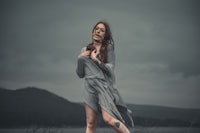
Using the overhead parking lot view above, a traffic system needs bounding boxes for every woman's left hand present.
[91,50,101,63]
[91,49,98,60]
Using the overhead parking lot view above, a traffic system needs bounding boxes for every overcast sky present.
[0,0,200,109]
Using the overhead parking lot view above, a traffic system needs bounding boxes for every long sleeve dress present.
[76,44,134,128]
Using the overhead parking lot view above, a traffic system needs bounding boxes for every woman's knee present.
[85,104,97,129]
[86,116,97,129]
[102,114,125,131]
[102,111,114,125]
[103,116,113,125]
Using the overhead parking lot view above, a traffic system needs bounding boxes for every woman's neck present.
[93,40,102,46]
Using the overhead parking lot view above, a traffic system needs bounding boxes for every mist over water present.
[1,127,200,133]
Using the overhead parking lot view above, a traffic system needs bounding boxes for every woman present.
[76,21,134,133]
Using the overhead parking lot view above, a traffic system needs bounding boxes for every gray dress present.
[76,44,134,127]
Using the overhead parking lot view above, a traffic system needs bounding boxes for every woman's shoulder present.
[80,46,87,52]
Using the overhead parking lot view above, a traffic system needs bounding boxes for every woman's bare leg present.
[101,109,130,133]
[85,104,98,133]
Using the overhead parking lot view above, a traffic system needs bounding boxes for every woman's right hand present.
[80,50,91,57]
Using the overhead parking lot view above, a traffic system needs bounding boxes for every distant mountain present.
[128,104,200,120]
[0,87,85,127]
[127,104,200,127]
[0,87,200,127]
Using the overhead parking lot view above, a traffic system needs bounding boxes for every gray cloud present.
[0,0,199,108]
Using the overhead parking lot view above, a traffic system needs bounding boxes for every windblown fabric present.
[76,44,134,127]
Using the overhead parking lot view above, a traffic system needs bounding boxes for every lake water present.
[0,127,200,133]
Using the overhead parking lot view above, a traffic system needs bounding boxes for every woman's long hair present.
[87,21,114,63]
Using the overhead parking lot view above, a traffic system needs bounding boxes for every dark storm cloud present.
[112,0,200,77]
[0,0,199,108]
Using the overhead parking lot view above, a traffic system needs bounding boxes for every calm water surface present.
[0,127,200,133]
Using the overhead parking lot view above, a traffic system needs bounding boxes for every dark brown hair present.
[87,21,114,63]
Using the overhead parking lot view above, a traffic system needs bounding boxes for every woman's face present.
[92,23,106,43]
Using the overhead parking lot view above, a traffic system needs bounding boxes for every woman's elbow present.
[76,69,85,78]
[76,56,87,78]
